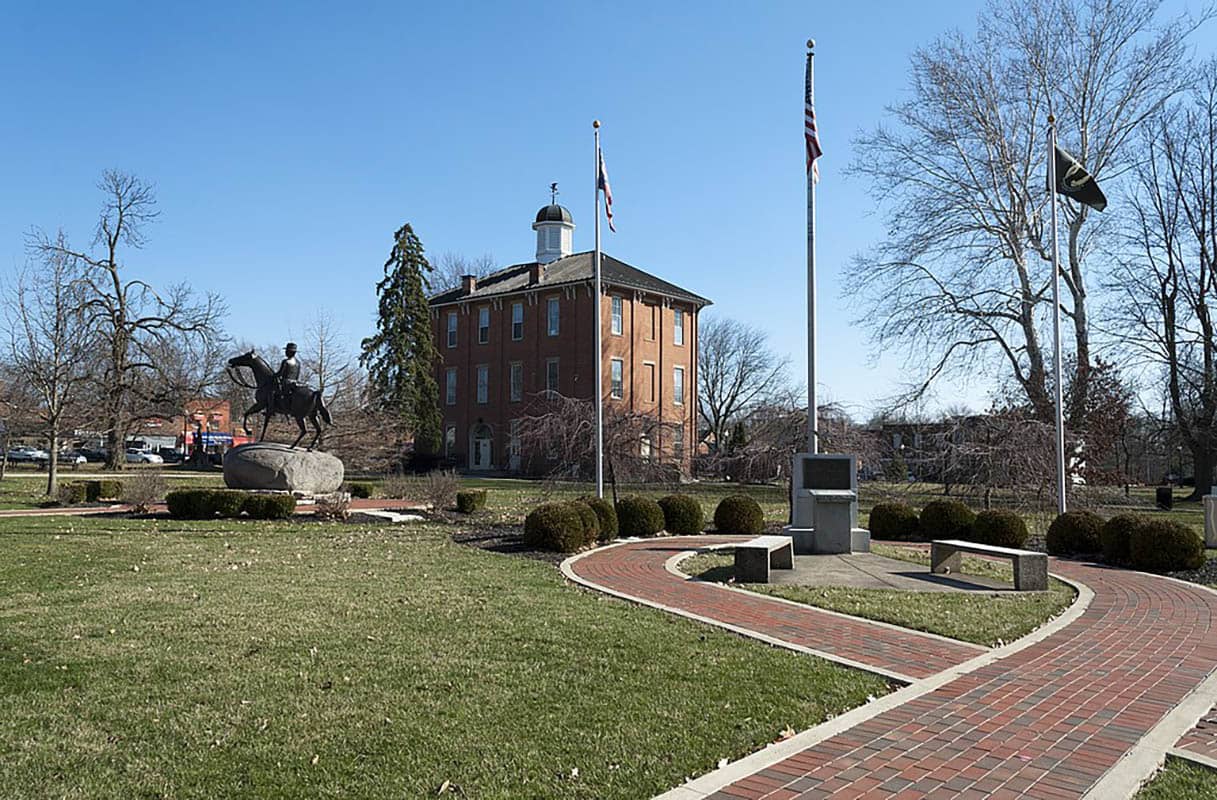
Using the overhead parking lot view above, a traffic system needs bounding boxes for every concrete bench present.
[734,535,794,583]
[930,539,1048,591]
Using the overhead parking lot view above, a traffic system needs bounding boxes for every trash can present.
[1156,486,1173,510]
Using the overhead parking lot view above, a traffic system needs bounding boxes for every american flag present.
[598,149,615,232]
[805,52,822,182]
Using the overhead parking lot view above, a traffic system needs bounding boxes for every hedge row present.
[524,497,618,553]
[166,489,296,520]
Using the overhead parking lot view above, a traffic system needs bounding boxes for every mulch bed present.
[449,523,568,565]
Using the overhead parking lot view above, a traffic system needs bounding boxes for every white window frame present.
[476,364,489,405]
[477,306,490,345]
[610,358,624,399]
[446,312,457,348]
[673,426,684,459]
[444,425,456,456]
[673,366,685,405]
[511,302,524,341]
[509,361,523,402]
[545,358,559,393]
[674,308,685,346]
[611,296,623,336]
[445,367,457,405]
[547,297,560,336]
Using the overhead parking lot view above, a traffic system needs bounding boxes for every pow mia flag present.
[1052,145,1107,212]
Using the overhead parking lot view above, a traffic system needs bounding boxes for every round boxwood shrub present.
[57,482,88,506]
[919,500,976,541]
[243,494,297,520]
[969,509,1029,548]
[1101,513,1142,565]
[166,489,212,519]
[868,501,920,541]
[578,496,618,541]
[1046,510,1104,555]
[524,502,589,553]
[347,482,374,499]
[566,501,600,543]
[658,494,705,535]
[616,496,666,538]
[713,494,765,535]
[1129,519,1205,573]
[455,489,488,514]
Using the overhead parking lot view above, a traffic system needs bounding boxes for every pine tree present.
[360,223,442,453]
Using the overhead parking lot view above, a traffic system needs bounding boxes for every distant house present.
[429,202,711,473]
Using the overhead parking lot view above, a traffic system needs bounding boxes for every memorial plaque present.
[801,455,853,491]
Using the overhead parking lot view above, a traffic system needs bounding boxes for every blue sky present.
[1,1,1212,419]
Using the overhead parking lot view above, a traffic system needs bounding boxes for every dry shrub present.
[314,492,351,521]
[425,470,460,512]
[122,470,167,514]
[380,472,419,500]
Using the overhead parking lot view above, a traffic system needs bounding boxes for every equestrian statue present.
[227,343,332,449]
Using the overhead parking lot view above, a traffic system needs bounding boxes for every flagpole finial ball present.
[807,39,815,50]
[593,119,601,129]
[1048,113,1055,124]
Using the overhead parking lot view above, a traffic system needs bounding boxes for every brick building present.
[429,202,711,474]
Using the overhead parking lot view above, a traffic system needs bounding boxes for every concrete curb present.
[1169,747,1217,772]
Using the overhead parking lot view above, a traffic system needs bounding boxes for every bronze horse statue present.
[226,350,332,449]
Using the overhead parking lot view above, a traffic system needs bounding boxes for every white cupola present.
[532,187,574,264]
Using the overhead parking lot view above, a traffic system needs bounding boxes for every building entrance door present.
[471,425,493,471]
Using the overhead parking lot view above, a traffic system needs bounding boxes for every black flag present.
[1052,145,1107,212]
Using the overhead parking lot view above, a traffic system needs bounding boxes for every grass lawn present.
[0,469,226,510]
[0,514,888,799]
[1137,757,1217,799]
[679,544,1076,647]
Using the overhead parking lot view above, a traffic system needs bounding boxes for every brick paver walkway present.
[568,539,1217,799]
[1177,704,1217,763]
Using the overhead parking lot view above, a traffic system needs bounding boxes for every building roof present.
[534,204,573,224]
[429,251,712,308]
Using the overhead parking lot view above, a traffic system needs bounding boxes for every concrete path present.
[564,538,1217,799]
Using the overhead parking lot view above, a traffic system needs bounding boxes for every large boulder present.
[223,442,343,494]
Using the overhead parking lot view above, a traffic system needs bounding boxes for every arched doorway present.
[470,423,493,471]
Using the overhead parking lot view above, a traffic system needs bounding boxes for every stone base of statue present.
[782,453,871,555]
[223,442,344,494]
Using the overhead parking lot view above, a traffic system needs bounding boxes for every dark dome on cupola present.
[535,204,573,224]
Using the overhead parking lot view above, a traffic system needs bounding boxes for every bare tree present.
[849,0,1204,424]
[430,252,497,294]
[1110,62,1217,497]
[697,316,791,454]
[1,234,93,495]
[35,171,226,469]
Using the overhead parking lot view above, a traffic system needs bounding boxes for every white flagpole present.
[806,41,818,454]
[1048,114,1067,515]
[594,120,605,499]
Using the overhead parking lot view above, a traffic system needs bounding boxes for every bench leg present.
[1013,556,1048,591]
[735,549,770,583]
[930,544,961,575]
[771,543,793,570]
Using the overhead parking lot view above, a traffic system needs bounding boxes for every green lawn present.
[0,515,888,799]
[1137,757,1217,799]
[680,544,1075,647]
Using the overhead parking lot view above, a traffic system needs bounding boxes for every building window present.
[546,358,559,393]
[444,425,456,456]
[547,297,560,336]
[644,362,655,403]
[673,427,684,460]
[476,365,489,404]
[511,302,524,341]
[509,362,523,402]
[445,368,456,405]
[640,434,653,461]
[674,308,685,345]
[610,358,624,399]
[508,420,520,464]
[478,307,490,344]
[673,366,685,405]
[611,296,623,335]
[446,312,457,348]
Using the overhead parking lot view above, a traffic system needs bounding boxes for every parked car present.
[156,447,184,464]
[78,448,108,463]
[6,446,49,464]
[125,449,164,464]
[59,451,88,465]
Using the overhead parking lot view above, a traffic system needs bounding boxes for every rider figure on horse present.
[276,342,300,413]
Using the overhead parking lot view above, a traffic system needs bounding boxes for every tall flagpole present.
[593,120,605,499]
[806,40,818,454]
[1048,114,1067,515]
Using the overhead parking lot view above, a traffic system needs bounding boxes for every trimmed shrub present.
[1046,510,1104,555]
[578,496,619,541]
[97,479,123,500]
[616,496,666,538]
[1129,519,1205,573]
[57,482,88,506]
[166,489,213,519]
[208,490,248,518]
[868,502,921,541]
[658,494,705,535]
[524,502,589,553]
[455,489,488,514]
[919,500,976,541]
[243,494,297,520]
[1101,513,1142,565]
[969,509,1029,548]
[347,482,375,499]
[713,494,765,535]
[567,501,600,543]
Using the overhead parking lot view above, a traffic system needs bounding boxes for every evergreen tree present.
[360,223,442,453]
[726,422,747,455]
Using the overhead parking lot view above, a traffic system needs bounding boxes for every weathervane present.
[550,182,559,204]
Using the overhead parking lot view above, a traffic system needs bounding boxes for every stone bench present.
[734,535,794,583]
[930,539,1048,591]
